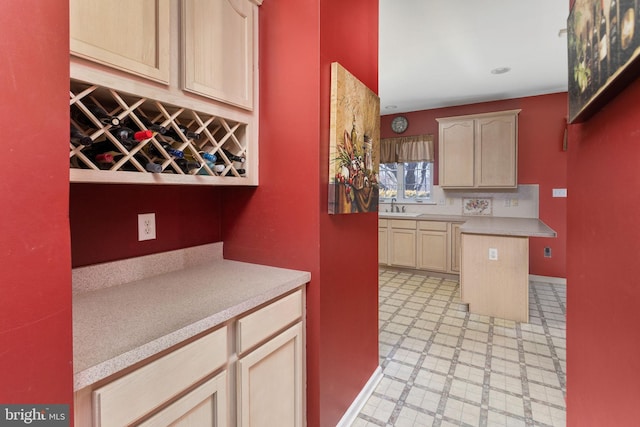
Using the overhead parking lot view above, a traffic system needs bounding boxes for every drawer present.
[237,289,302,353]
[390,219,417,229]
[93,326,227,427]
[379,218,388,227]
[418,221,448,231]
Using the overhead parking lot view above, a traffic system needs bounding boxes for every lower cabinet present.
[237,324,304,427]
[236,290,304,427]
[378,219,388,265]
[138,372,228,427]
[450,223,463,273]
[75,289,305,427]
[380,218,463,275]
[389,220,417,268]
[417,221,448,272]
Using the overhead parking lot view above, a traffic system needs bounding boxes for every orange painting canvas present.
[328,62,380,214]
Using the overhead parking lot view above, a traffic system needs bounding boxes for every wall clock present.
[391,116,408,134]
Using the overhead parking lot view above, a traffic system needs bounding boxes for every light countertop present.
[379,213,556,238]
[73,256,310,390]
[460,216,556,237]
[378,213,468,222]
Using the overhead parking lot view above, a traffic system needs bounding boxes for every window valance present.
[380,134,434,163]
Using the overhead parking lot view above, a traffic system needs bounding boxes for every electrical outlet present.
[512,198,519,207]
[552,188,567,198]
[488,248,498,261]
[544,247,552,258]
[138,213,156,241]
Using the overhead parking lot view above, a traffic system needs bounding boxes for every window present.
[379,161,433,202]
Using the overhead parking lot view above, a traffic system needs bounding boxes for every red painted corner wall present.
[70,184,222,267]
[566,77,640,426]
[0,1,73,405]
[222,1,379,426]
[381,93,568,278]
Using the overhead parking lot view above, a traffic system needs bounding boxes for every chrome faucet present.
[391,198,396,212]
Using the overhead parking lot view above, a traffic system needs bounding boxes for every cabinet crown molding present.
[436,109,521,123]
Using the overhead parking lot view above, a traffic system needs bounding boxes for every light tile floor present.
[352,269,566,427]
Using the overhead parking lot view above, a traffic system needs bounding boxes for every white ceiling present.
[379,0,570,114]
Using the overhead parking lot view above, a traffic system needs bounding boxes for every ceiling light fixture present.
[490,67,511,75]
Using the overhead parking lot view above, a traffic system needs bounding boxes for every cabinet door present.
[475,113,517,188]
[389,228,416,268]
[379,227,389,265]
[183,0,255,109]
[438,119,475,188]
[450,223,462,273]
[70,0,170,84]
[137,372,227,427]
[93,327,227,427]
[417,231,447,272]
[238,323,304,427]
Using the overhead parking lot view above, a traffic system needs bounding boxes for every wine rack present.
[69,80,249,185]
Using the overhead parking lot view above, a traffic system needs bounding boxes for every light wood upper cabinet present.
[183,0,255,110]
[437,110,520,189]
[438,119,475,188]
[475,113,518,188]
[70,0,171,84]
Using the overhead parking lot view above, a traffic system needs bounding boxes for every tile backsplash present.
[380,184,539,218]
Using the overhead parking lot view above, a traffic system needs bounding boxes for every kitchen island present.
[460,217,556,322]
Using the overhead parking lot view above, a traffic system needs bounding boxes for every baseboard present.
[336,366,383,427]
[529,274,567,285]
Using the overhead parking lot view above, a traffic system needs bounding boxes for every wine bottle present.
[70,125,93,146]
[147,142,184,159]
[220,148,245,163]
[164,124,200,142]
[110,127,152,151]
[175,158,201,173]
[135,115,167,134]
[591,3,601,89]
[115,127,153,142]
[199,152,216,162]
[225,169,246,177]
[583,23,592,97]
[73,103,120,127]
[184,151,216,163]
[610,0,620,70]
[619,0,636,63]
[135,153,163,173]
[599,1,609,86]
[197,160,217,175]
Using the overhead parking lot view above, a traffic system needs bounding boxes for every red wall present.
[0,1,73,406]
[381,93,568,278]
[70,184,222,267]
[566,78,640,426]
[222,0,379,426]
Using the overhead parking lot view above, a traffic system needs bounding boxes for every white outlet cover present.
[138,213,156,241]
[488,248,498,261]
[552,188,567,198]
